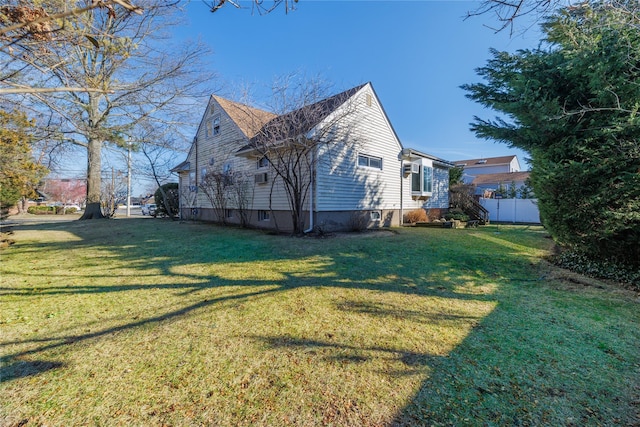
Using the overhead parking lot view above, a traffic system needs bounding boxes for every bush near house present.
[403,208,428,224]
[444,208,469,222]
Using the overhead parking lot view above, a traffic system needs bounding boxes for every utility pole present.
[126,141,132,217]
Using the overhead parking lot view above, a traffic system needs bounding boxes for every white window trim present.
[256,156,270,169]
[411,158,434,197]
[212,114,221,136]
[358,153,383,170]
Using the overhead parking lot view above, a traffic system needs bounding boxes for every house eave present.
[400,148,454,168]
[170,161,190,173]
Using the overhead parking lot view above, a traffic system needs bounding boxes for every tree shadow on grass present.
[1,360,64,383]
[6,219,611,423]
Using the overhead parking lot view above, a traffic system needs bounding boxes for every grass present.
[1,218,638,426]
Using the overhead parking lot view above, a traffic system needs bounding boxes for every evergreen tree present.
[462,1,640,267]
[0,110,48,216]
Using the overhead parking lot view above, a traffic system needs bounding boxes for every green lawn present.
[1,218,638,426]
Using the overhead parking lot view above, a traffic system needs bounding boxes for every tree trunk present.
[80,137,105,220]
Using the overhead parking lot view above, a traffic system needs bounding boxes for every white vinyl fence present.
[479,198,541,224]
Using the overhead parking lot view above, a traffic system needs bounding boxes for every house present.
[471,171,532,198]
[454,155,531,198]
[454,155,522,178]
[173,82,453,232]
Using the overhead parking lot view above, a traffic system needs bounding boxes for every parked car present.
[149,204,158,217]
[141,203,156,215]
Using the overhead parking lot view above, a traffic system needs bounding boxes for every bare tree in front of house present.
[239,76,363,234]
[139,136,185,221]
[229,171,253,227]
[199,169,234,225]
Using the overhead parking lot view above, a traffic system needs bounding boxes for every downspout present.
[304,147,315,233]
[400,160,404,226]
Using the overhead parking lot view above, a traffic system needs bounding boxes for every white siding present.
[183,98,256,210]
[315,85,402,212]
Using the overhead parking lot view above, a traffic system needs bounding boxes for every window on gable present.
[212,115,221,136]
[358,154,382,170]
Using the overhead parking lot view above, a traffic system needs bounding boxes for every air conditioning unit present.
[411,163,420,173]
[255,172,268,184]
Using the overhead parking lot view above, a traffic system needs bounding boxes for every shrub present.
[348,212,369,232]
[404,209,427,224]
[154,183,179,218]
[444,208,469,222]
[551,250,640,291]
[27,206,55,215]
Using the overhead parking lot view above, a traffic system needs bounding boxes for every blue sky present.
[179,0,542,168]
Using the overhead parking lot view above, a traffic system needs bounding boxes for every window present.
[223,162,234,185]
[258,210,270,221]
[223,161,233,174]
[257,156,269,169]
[212,115,221,136]
[370,211,381,221]
[201,167,207,179]
[422,165,433,193]
[189,171,197,192]
[225,209,233,218]
[358,154,382,170]
[411,159,433,196]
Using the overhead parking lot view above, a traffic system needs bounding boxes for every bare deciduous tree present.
[1,2,212,219]
[236,76,364,234]
[467,0,638,34]
[205,0,298,15]
[199,169,234,225]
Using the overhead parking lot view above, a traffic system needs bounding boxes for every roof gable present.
[454,155,517,167]
[212,96,276,139]
[241,83,367,151]
[472,171,530,185]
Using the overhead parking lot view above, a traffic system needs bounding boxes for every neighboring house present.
[454,155,521,184]
[453,155,531,198]
[471,171,532,198]
[173,82,453,232]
